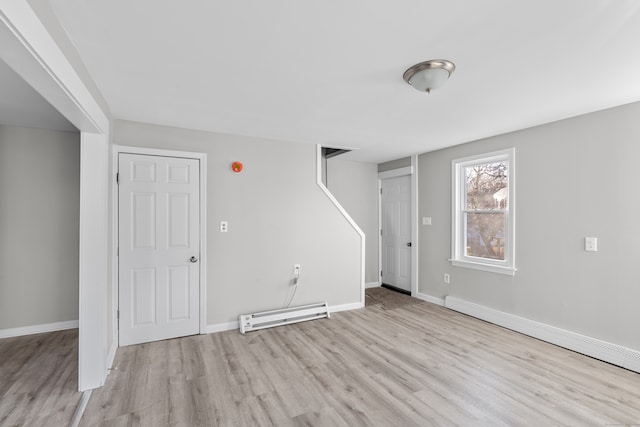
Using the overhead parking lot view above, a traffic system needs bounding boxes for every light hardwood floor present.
[0,329,81,427]
[80,288,640,426]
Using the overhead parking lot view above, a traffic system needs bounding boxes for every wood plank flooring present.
[0,329,81,427]
[80,288,640,426]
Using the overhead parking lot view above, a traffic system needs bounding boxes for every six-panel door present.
[118,153,200,346]
[381,175,411,292]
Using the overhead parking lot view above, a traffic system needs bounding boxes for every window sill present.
[449,259,517,276]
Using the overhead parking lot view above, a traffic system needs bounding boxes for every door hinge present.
[380,188,382,194]
[117,310,120,320]
[116,172,119,184]
[381,270,383,277]
[380,229,383,236]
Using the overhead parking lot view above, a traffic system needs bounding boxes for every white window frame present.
[450,148,516,276]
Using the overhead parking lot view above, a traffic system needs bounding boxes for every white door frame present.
[112,145,208,343]
[1,2,110,391]
[377,156,419,296]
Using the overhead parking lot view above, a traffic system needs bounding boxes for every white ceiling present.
[0,59,76,132]
[48,0,640,163]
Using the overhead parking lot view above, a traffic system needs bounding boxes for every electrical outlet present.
[422,217,432,226]
[585,237,597,252]
[444,274,450,284]
[294,264,300,275]
[220,221,228,232]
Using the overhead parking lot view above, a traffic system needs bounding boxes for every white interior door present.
[381,175,411,292]
[118,153,200,346]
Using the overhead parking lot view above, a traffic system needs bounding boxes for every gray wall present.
[114,120,362,325]
[418,101,640,351]
[327,157,379,283]
[0,125,80,329]
[378,157,411,173]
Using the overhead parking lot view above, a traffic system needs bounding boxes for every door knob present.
[189,256,198,263]
[406,242,412,247]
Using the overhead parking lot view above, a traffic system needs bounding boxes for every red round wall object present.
[231,161,243,173]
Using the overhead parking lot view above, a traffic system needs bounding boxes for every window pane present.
[465,212,505,260]
[465,161,508,210]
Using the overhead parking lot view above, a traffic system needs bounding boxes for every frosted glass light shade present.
[403,59,455,93]
[408,68,449,92]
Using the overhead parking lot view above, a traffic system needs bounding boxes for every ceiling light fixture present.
[403,59,455,93]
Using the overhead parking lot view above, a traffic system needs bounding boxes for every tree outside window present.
[464,161,507,260]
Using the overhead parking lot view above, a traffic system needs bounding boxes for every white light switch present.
[585,237,597,252]
[422,217,432,226]
[220,221,228,232]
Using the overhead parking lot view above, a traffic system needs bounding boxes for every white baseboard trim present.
[106,341,117,373]
[329,302,364,314]
[70,390,92,427]
[415,292,445,306]
[365,281,380,289]
[0,320,79,339]
[445,296,640,373]
[204,321,239,334]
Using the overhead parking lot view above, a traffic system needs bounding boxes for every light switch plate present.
[422,217,432,226]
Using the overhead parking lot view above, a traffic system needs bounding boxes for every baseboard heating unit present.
[239,302,330,334]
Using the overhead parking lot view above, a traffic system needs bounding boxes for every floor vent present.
[239,302,330,334]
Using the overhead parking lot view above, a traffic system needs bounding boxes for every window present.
[451,148,516,275]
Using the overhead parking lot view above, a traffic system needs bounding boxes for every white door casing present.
[118,153,200,346]
[381,175,411,291]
